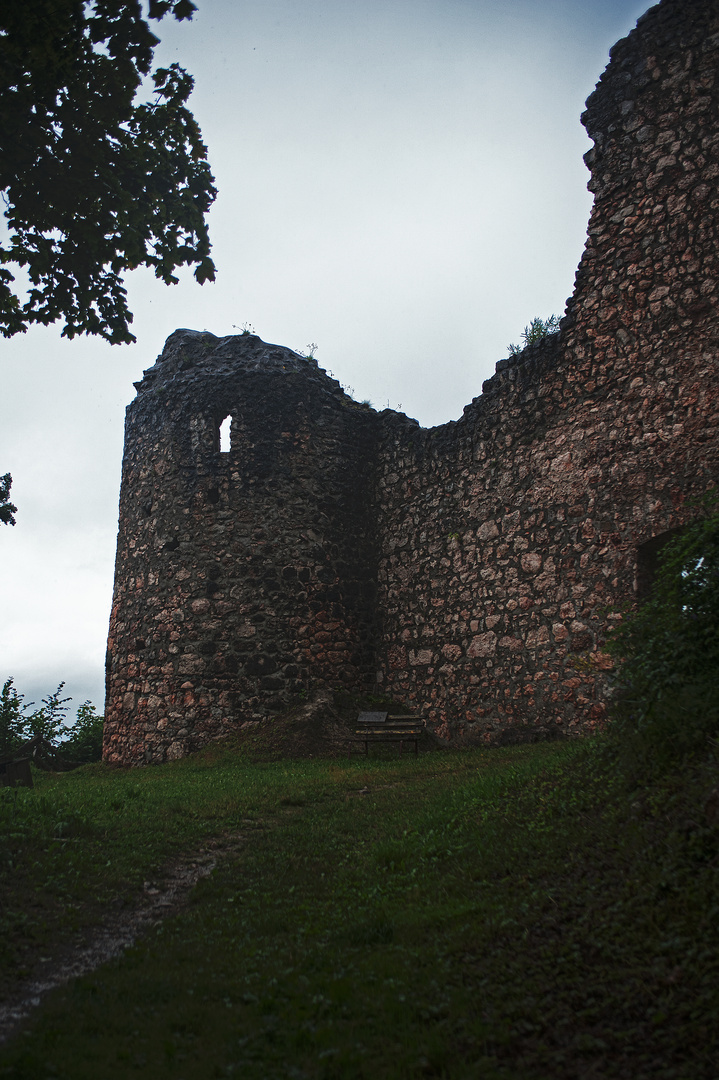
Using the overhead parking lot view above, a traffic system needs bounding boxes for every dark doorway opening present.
[636,528,683,599]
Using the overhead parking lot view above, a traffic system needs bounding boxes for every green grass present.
[1,736,718,1078]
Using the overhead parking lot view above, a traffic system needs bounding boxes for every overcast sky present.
[0,0,652,717]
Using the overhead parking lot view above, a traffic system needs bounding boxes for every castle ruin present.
[103,0,719,765]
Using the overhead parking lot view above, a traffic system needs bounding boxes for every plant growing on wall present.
[507,314,561,356]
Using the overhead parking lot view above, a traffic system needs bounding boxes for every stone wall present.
[374,0,719,739]
[104,0,719,763]
[104,335,381,764]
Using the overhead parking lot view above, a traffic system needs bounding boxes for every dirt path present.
[0,832,246,1045]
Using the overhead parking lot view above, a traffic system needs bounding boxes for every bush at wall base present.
[605,496,719,777]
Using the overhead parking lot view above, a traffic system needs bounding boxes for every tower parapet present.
[104,331,381,764]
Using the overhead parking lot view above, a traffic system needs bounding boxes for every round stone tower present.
[103,331,380,765]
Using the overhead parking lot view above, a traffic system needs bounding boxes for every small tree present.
[0,677,31,753]
[0,678,105,761]
[507,314,561,357]
[24,683,72,746]
[61,701,104,763]
[0,474,17,526]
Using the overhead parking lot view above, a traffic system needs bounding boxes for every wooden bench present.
[348,712,426,758]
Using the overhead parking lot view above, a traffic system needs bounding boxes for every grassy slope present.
[1,735,717,1079]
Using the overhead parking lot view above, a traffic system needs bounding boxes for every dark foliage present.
[605,495,719,776]
[23,682,72,745]
[0,0,216,344]
[0,473,17,526]
[0,678,30,753]
[0,678,103,761]
[60,701,104,762]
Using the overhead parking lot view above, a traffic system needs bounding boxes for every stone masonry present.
[104,0,719,764]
